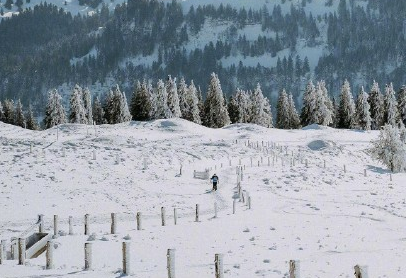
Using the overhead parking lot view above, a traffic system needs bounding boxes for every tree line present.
[1,73,405,133]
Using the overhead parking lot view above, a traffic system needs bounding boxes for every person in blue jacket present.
[211,174,219,191]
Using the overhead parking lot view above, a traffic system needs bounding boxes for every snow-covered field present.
[0,119,405,277]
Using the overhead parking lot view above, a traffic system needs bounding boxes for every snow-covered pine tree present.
[355,86,372,130]
[155,79,171,119]
[370,124,406,172]
[130,81,141,118]
[178,77,189,120]
[185,80,201,124]
[250,84,273,128]
[311,81,333,126]
[368,80,385,130]
[103,90,114,124]
[92,96,104,125]
[69,85,86,124]
[3,99,15,125]
[83,88,93,125]
[15,99,26,128]
[119,87,132,123]
[300,80,316,126]
[276,89,290,129]
[319,80,334,126]
[44,89,67,129]
[235,89,251,123]
[131,80,151,121]
[288,93,300,129]
[26,104,39,130]
[398,86,406,126]
[228,94,239,124]
[147,81,158,120]
[0,101,4,122]
[107,85,131,124]
[337,79,356,129]
[166,76,181,118]
[197,86,205,123]
[203,73,231,128]
[384,83,399,126]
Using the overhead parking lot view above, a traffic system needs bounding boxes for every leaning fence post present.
[46,241,54,269]
[53,215,58,238]
[122,241,130,275]
[84,242,92,270]
[18,238,26,265]
[354,264,368,278]
[84,214,90,235]
[214,254,224,278]
[289,260,300,278]
[167,249,175,278]
[214,202,218,218]
[0,240,5,264]
[137,212,142,230]
[111,213,117,234]
[195,204,200,222]
[161,207,166,226]
[69,216,73,235]
[38,214,44,233]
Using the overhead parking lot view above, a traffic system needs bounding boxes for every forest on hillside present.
[0,0,406,116]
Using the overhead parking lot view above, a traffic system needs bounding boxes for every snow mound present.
[223,123,269,133]
[307,140,331,151]
[302,124,328,130]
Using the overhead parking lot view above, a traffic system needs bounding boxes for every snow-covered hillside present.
[1,119,406,277]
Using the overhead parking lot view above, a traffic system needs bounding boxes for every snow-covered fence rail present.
[193,169,210,179]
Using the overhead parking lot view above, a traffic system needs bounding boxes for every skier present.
[210,173,219,191]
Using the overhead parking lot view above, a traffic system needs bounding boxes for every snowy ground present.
[0,119,405,277]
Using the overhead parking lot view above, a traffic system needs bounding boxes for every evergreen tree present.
[185,80,201,124]
[178,77,189,120]
[368,80,385,130]
[288,93,300,128]
[203,73,230,128]
[3,99,15,125]
[355,86,372,130]
[228,95,239,124]
[103,90,114,124]
[197,86,205,124]
[147,81,158,120]
[319,81,334,126]
[384,83,399,126]
[301,80,316,126]
[166,76,181,118]
[155,79,171,119]
[249,83,273,128]
[276,89,290,129]
[131,80,151,121]
[337,79,356,129]
[83,88,93,124]
[92,96,104,125]
[26,104,39,130]
[312,81,333,126]
[69,85,86,124]
[235,89,251,123]
[397,86,406,126]
[44,89,67,129]
[15,99,26,128]
[105,85,131,124]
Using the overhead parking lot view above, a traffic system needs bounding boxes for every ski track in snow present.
[1,120,406,277]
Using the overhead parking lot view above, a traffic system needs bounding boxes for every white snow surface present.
[0,119,405,277]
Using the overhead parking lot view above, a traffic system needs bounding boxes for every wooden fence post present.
[62,148,66,157]
[116,154,120,164]
[161,207,166,226]
[248,196,252,209]
[344,164,346,173]
[268,157,270,166]
[324,160,326,168]
[111,213,117,234]
[18,238,26,265]
[69,216,73,235]
[38,214,44,233]
[305,159,308,167]
[250,157,253,167]
[53,215,58,238]
[46,241,54,269]
[214,254,224,278]
[167,249,175,278]
[122,241,130,275]
[195,204,200,222]
[289,260,300,278]
[0,240,5,264]
[30,143,33,153]
[11,237,18,260]
[364,169,367,177]
[173,208,177,225]
[233,199,236,214]
[84,243,92,270]
[354,265,368,278]
[390,173,392,181]
[137,212,142,230]
[214,202,218,218]
[84,214,90,235]
[92,150,96,160]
